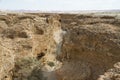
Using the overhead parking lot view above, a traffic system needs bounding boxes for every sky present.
[0,0,120,11]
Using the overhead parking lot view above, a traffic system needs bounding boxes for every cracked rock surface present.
[0,12,120,80]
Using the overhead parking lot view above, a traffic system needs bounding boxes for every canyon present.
[0,12,120,80]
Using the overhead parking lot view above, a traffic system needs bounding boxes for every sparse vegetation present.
[47,61,55,67]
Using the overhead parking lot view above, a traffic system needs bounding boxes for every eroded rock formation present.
[0,12,120,80]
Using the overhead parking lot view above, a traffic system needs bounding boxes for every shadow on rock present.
[27,67,47,80]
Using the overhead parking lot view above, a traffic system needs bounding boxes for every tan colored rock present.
[97,62,120,80]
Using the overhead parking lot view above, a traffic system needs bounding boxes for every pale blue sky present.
[0,0,120,11]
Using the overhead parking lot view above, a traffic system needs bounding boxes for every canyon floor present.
[0,11,120,80]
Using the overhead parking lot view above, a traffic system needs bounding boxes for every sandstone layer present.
[0,12,120,80]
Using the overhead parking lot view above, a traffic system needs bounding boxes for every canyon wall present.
[0,12,120,80]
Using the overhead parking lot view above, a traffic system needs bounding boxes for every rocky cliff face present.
[0,12,120,80]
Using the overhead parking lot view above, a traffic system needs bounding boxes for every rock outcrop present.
[98,62,120,80]
[0,12,120,80]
